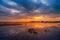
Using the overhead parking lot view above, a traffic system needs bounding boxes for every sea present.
[0,23,60,40]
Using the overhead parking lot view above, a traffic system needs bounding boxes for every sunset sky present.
[0,0,60,22]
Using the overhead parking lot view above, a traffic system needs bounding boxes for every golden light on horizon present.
[0,16,60,22]
[33,16,44,21]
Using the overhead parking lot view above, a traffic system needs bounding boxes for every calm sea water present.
[0,23,60,40]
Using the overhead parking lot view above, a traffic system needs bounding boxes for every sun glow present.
[33,16,44,21]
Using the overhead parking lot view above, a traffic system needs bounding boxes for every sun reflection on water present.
[21,23,60,28]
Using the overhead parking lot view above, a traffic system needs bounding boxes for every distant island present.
[30,21,60,23]
[0,21,60,26]
[0,21,60,23]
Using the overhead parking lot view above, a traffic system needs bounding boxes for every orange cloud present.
[0,16,60,22]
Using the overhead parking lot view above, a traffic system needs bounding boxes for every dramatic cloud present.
[0,0,60,20]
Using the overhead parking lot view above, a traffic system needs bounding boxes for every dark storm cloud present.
[45,0,60,14]
[12,0,42,10]
[12,0,60,13]
[0,0,60,17]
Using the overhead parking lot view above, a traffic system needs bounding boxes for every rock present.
[28,28,37,34]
